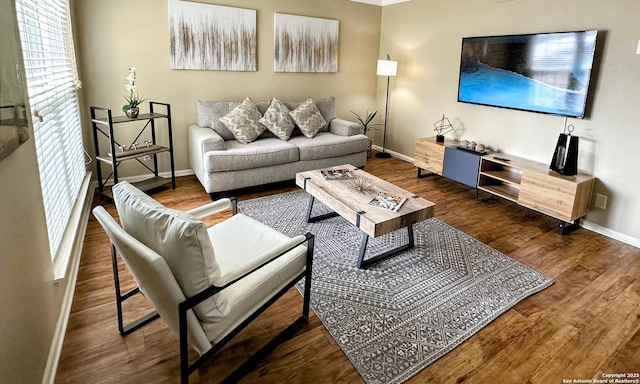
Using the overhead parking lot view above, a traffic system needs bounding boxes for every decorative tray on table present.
[456,145,489,155]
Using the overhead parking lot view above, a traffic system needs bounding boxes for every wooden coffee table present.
[295,164,435,269]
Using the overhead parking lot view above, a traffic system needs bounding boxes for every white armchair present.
[92,181,314,383]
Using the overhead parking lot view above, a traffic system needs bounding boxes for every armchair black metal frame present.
[106,198,315,384]
[179,232,314,384]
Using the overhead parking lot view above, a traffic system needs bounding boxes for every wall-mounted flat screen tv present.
[457,30,598,118]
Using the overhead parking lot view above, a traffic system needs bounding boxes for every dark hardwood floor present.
[55,155,640,383]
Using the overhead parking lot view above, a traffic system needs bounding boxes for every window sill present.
[53,172,93,283]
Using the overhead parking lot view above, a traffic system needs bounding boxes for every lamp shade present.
[377,59,397,77]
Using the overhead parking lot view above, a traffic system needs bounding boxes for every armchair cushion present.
[112,181,227,321]
[202,213,307,340]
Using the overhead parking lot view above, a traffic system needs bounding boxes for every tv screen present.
[457,30,598,118]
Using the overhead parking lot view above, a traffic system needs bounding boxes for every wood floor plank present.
[600,323,640,374]
[530,279,640,384]
[406,309,534,384]
[464,315,579,384]
[55,154,640,383]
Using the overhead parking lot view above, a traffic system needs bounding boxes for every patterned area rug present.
[238,190,553,384]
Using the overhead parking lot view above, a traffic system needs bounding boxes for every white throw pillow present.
[112,181,229,321]
[258,98,296,141]
[289,98,326,138]
[219,97,265,144]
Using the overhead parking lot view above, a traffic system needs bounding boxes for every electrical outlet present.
[594,193,608,210]
[143,155,152,161]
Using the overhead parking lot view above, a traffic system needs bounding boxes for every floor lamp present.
[375,54,397,158]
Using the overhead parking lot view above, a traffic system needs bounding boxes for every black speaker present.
[550,133,579,176]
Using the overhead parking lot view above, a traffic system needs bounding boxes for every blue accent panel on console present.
[442,147,482,187]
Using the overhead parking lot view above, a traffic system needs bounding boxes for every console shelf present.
[478,157,523,202]
[478,180,520,203]
[480,169,521,185]
[477,153,596,234]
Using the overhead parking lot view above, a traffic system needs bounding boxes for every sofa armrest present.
[329,118,361,136]
[189,125,225,153]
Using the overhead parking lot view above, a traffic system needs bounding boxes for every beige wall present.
[0,2,69,383]
[0,0,24,109]
[72,0,382,179]
[379,0,640,240]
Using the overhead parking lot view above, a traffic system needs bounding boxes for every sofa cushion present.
[111,181,227,322]
[288,132,369,161]
[289,98,326,138]
[219,97,266,144]
[204,137,299,172]
[259,98,296,141]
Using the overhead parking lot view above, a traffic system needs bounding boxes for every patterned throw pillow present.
[259,98,296,141]
[289,98,326,138]
[219,97,265,144]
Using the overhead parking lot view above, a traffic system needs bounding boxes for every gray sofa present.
[189,97,368,196]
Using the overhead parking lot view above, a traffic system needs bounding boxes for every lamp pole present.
[376,74,392,158]
[375,54,396,159]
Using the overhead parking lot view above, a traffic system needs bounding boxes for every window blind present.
[15,0,86,261]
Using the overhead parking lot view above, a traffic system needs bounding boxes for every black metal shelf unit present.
[91,102,176,200]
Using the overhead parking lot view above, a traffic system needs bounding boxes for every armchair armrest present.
[185,197,237,219]
[330,118,361,136]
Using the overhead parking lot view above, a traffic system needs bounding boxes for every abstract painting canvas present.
[168,0,256,71]
[274,13,339,73]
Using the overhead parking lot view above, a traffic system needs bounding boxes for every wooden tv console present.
[477,153,595,234]
[414,137,596,234]
[413,136,458,176]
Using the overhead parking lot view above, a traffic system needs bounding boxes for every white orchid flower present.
[122,67,146,113]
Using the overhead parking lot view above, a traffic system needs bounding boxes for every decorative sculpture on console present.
[433,114,453,142]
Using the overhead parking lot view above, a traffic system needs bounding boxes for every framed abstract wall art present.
[274,13,339,73]
[168,0,256,71]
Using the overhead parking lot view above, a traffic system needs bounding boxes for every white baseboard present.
[581,220,640,248]
[371,144,415,163]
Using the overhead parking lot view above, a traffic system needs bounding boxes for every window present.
[15,0,87,266]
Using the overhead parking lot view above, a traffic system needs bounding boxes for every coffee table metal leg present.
[306,195,339,223]
[356,224,415,269]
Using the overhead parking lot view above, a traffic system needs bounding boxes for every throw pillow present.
[289,98,326,138]
[195,100,239,141]
[219,97,265,144]
[259,98,296,140]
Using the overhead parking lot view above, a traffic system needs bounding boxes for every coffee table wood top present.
[295,164,435,238]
